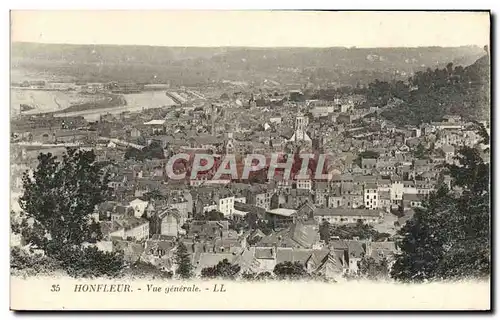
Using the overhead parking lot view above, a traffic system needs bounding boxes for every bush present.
[55,246,125,278]
[10,247,62,276]
[201,259,241,280]
[273,262,309,280]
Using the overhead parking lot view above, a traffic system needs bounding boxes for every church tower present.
[294,114,308,141]
[224,132,235,154]
[288,112,312,144]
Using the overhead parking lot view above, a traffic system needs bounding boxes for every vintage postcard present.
[10,10,491,310]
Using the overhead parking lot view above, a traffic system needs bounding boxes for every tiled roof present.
[194,253,237,273]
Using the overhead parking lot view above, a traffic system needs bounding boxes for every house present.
[257,221,319,249]
[194,253,237,275]
[129,127,142,138]
[151,208,181,237]
[390,180,404,204]
[122,217,150,240]
[276,247,343,280]
[103,214,150,241]
[232,247,262,274]
[403,180,417,195]
[216,189,236,217]
[269,117,282,124]
[129,198,149,218]
[108,175,127,189]
[167,195,190,224]
[254,247,278,272]
[246,184,273,211]
[314,208,383,225]
[363,183,379,210]
[287,189,314,209]
[314,181,330,207]
[295,200,316,222]
[296,178,312,190]
[144,119,167,135]
[402,193,425,209]
[361,158,377,175]
[134,179,164,197]
[100,220,125,240]
[415,180,435,195]
[211,235,243,254]
[265,208,296,229]
[328,240,365,274]
[339,183,364,208]
[442,115,462,123]
[234,202,267,220]
[112,240,145,263]
[142,239,176,271]
[328,195,343,208]
[366,241,399,265]
[189,220,229,239]
[441,144,456,164]
[378,191,391,211]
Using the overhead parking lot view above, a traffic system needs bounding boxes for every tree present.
[319,220,330,243]
[273,261,309,280]
[124,260,173,279]
[356,150,379,167]
[124,147,141,160]
[255,271,274,281]
[358,257,389,280]
[437,146,490,279]
[241,272,256,281]
[377,55,489,126]
[59,246,124,278]
[206,210,224,221]
[413,143,427,159]
[19,148,110,253]
[124,141,165,161]
[329,220,388,241]
[16,148,123,277]
[391,142,490,282]
[245,211,258,229]
[141,190,166,201]
[175,242,193,279]
[241,271,274,281]
[201,259,241,279]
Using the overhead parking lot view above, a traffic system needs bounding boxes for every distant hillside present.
[378,53,490,125]
[11,42,486,86]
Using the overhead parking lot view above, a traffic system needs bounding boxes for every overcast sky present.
[11,11,490,48]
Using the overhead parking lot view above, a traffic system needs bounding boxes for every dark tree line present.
[376,57,489,126]
[391,137,490,282]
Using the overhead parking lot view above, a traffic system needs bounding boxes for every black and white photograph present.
[9,10,491,310]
